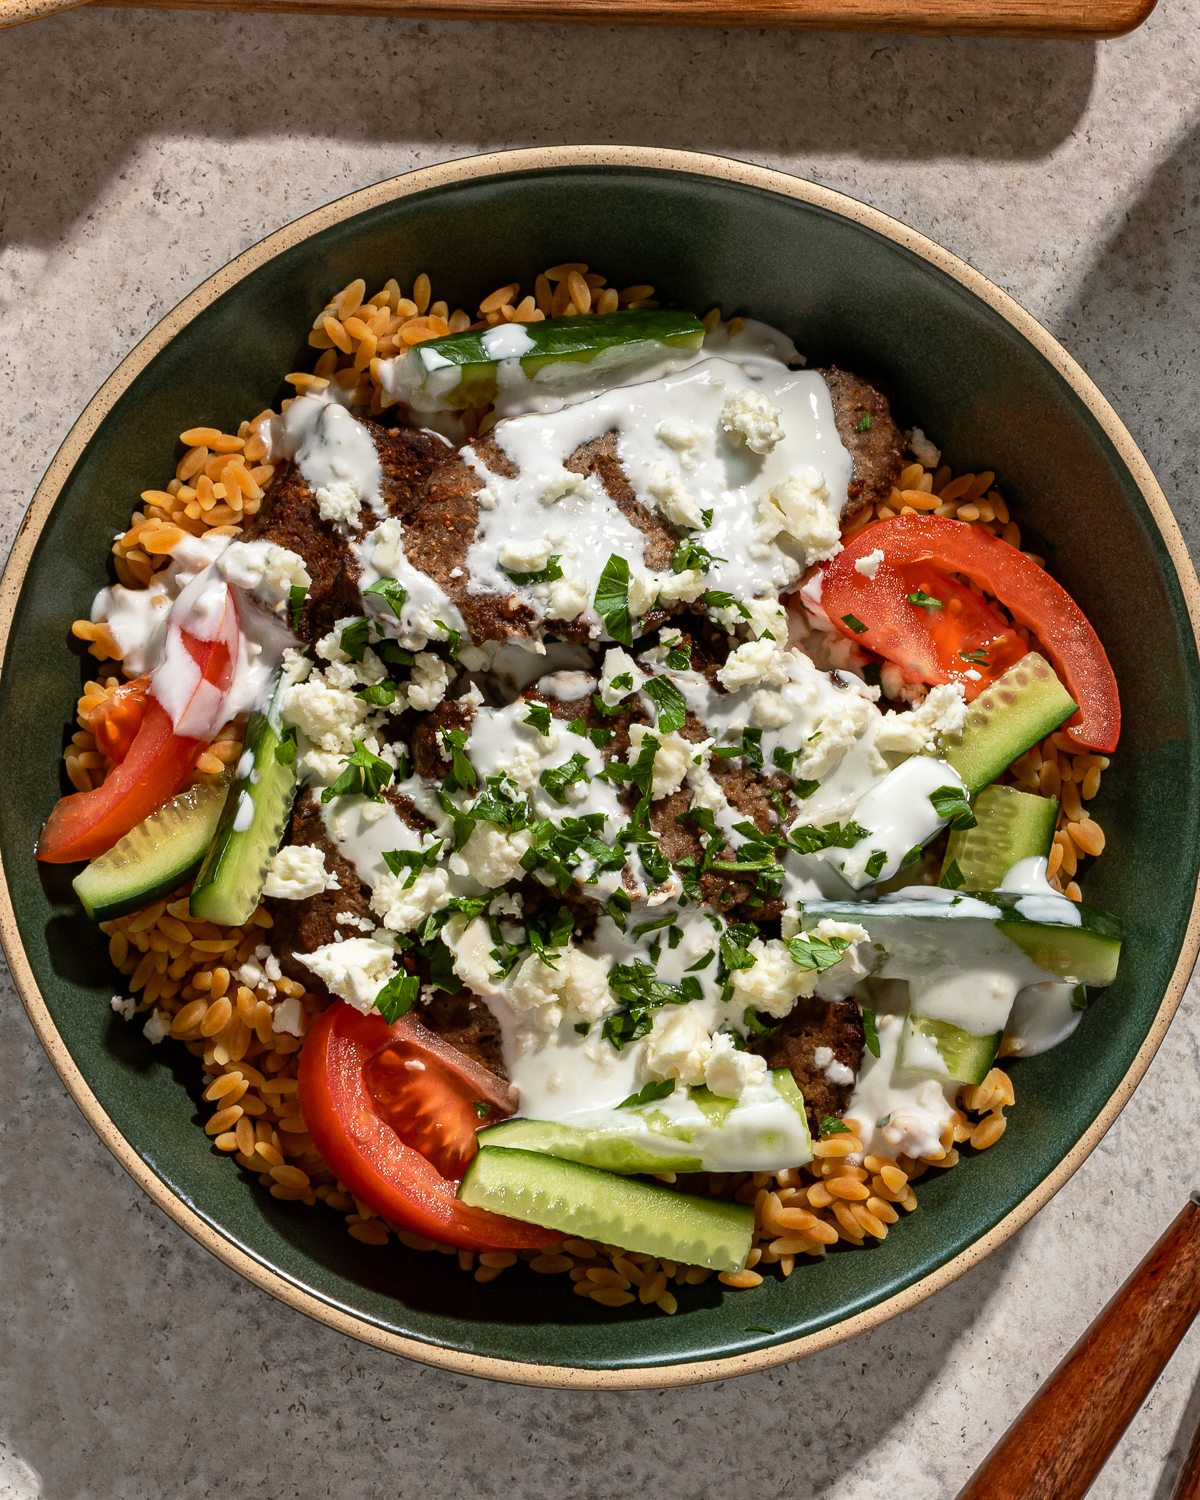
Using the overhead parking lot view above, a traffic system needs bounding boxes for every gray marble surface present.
[2,4,1200,1494]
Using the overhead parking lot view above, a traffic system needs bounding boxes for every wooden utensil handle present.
[957,1194,1200,1500]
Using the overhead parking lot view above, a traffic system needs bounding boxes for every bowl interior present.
[3,160,1198,1376]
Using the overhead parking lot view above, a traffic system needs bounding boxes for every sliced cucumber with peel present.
[804,890,1120,1085]
[939,653,1076,795]
[385,309,706,412]
[190,671,298,925]
[458,1147,754,1273]
[477,1070,812,1175]
[900,1015,1002,1087]
[72,776,229,921]
[802,891,1121,988]
[942,784,1059,892]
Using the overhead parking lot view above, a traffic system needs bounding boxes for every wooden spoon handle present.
[1169,1387,1200,1500]
[957,1194,1200,1500]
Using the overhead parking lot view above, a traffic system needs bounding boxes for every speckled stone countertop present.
[2,7,1200,1495]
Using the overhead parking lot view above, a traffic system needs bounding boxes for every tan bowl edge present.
[2,145,1198,1391]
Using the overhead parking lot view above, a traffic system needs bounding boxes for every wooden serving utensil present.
[0,0,90,29]
[957,1192,1200,1500]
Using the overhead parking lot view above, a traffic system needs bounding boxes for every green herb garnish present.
[362,577,408,619]
[642,676,688,734]
[524,703,552,736]
[440,728,477,791]
[820,1116,850,1135]
[321,739,394,803]
[504,555,564,586]
[841,614,869,635]
[595,554,633,647]
[288,584,307,632]
[617,1078,676,1109]
[907,589,943,611]
[929,785,977,831]
[374,971,419,1024]
[939,859,965,890]
[539,753,591,804]
[862,1008,881,1058]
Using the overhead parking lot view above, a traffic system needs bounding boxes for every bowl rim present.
[3,143,1198,1390]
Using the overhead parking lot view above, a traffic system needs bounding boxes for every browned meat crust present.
[265,790,376,985]
[566,430,679,573]
[389,439,539,646]
[749,997,865,1134]
[411,989,507,1076]
[409,697,477,780]
[247,463,363,645]
[819,368,904,519]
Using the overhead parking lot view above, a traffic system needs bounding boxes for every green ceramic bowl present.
[3,147,1198,1389]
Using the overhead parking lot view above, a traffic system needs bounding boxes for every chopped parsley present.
[538,753,591,804]
[339,617,372,662]
[671,537,725,574]
[595,553,634,647]
[959,648,989,665]
[864,849,887,880]
[440,728,477,791]
[567,715,589,738]
[841,613,868,635]
[374,971,420,1024]
[382,839,444,889]
[274,728,298,766]
[618,1078,676,1109]
[862,1007,881,1058]
[288,584,307,632]
[665,638,692,670]
[602,962,692,1050]
[743,1008,780,1039]
[611,672,634,691]
[434,620,461,659]
[1072,983,1089,1012]
[713,727,763,767]
[929,784,977,831]
[504,555,564,586]
[472,1100,492,1120]
[321,739,394,803]
[854,413,872,432]
[820,1116,850,1135]
[939,858,966,890]
[362,577,408,620]
[685,950,716,971]
[786,819,870,855]
[524,702,552,736]
[642,676,688,734]
[374,640,416,671]
[899,844,923,871]
[704,589,753,625]
[357,680,396,707]
[590,726,613,748]
[525,905,574,969]
[907,589,943,611]
[467,773,530,830]
[785,932,851,974]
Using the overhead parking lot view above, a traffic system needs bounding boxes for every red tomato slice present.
[298,1003,558,1251]
[819,517,1120,752]
[38,588,239,863]
[82,674,150,763]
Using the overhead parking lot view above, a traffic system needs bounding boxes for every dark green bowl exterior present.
[3,163,1198,1374]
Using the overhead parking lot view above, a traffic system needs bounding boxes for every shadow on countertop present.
[1054,119,1200,560]
[0,8,1095,258]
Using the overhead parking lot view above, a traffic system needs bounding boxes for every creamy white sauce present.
[102,314,1104,1177]
[460,354,851,642]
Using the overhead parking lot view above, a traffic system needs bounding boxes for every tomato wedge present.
[38,586,239,863]
[298,1003,558,1251]
[819,517,1120,752]
[81,674,150,763]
